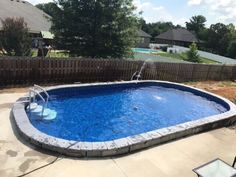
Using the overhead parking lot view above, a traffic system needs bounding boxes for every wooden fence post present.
[233,65,236,81]
[175,63,180,82]
[206,65,211,81]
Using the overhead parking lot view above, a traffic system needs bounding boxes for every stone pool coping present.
[12,80,236,157]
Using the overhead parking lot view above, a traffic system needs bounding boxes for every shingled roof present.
[155,28,198,42]
[138,29,151,38]
[0,0,52,34]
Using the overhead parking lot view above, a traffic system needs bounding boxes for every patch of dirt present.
[186,81,236,103]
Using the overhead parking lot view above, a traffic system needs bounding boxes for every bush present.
[186,42,200,63]
[1,17,31,56]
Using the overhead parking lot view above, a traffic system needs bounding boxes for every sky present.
[28,0,236,26]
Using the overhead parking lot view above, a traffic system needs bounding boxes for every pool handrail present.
[34,84,49,103]
[29,88,46,116]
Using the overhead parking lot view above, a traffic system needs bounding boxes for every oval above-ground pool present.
[12,81,236,157]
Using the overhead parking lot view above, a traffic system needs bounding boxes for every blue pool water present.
[133,48,161,54]
[28,83,228,142]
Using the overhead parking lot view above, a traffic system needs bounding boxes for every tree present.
[186,42,200,63]
[227,40,236,59]
[186,15,207,40]
[52,0,139,58]
[140,20,174,40]
[35,2,60,18]
[227,23,236,37]
[206,23,232,55]
[1,18,31,56]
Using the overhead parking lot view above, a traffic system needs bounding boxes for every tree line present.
[0,1,235,59]
[140,15,236,59]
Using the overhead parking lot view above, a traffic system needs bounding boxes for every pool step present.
[42,109,57,120]
[27,103,38,111]
[30,105,44,113]
[28,104,57,120]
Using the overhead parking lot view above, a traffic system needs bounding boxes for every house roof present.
[0,0,52,34]
[155,28,198,43]
[138,29,151,38]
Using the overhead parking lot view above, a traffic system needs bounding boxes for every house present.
[0,0,53,47]
[137,29,151,48]
[155,28,199,47]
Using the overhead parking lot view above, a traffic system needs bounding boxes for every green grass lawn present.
[0,49,220,64]
[47,50,69,58]
[31,49,69,58]
[155,52,219,64]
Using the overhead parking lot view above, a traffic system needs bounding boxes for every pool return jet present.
[131,61,147,81]
[27,84,56,120]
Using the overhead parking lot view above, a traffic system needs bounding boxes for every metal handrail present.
[28,85,50,117]
[29,88,46,116]
[34,84,49,102]
[29,89,46,102]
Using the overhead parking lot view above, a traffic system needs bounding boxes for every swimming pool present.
[12,81,236,157]
[133,48,161,54]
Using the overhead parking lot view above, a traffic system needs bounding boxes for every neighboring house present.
[137,29,151,48]
[0,0,53,47]
[155,28,200,47]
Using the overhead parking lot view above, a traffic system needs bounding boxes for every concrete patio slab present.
[0,87,236,177]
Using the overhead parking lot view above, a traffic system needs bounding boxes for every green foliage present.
[139,15,236,60]
[186,15,206,40]
[140,19,175,40]
[154,52,217,64]
[226,24,236,59]
[185,16,236,59]
[35,2,61,18]
[1,18,31,56]
[206,23,232,56]
[52,0,139,58]
[227,23,236,36]
[227,40,236,59]
[197,28,208,41]
[186,42,200,63]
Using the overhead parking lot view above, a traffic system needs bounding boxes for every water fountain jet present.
[131,60,148,81]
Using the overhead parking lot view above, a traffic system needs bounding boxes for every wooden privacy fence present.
[0,57,236,87]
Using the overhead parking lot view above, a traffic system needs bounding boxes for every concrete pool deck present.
[1,87,236,177]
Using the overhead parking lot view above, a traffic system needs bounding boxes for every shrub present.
[186,42,200,63]
[1,17,31,56]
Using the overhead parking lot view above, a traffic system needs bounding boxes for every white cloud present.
[133,0,187,26]
[188,0,202,6]
[188,0,236,24]
[27,0,53,5]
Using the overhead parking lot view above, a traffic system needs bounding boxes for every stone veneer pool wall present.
[12,81,236,157]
